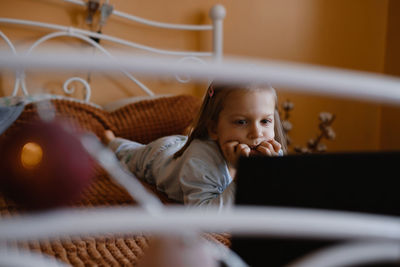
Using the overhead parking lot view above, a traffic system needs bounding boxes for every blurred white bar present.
[1,51,400,105]
[0,247,69,267]
[288,241,400,267]
[1,206,400,242]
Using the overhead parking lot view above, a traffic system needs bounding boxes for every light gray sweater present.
[109,135,235,210]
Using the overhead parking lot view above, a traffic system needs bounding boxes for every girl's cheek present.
[267,129,275,140]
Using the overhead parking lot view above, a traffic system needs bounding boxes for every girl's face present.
[208,90,276,154]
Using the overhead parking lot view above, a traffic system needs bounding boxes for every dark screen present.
[231,152,400,267]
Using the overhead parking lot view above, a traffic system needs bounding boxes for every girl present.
[104,82,286,210]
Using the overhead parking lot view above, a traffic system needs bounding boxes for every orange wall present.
[218,0,389,152]
[1,0,396,152]
[381,0,400,150]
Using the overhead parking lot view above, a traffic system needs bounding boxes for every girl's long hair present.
[174,82,287,158]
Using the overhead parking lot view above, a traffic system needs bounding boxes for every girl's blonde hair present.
[174,82,287,158]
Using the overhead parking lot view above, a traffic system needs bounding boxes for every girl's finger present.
[221,141,240,167]
[223,141,239,154]
[268,139,282,153]
[256,145,272,156]
[258,141,274,151]
[237,143,251,157]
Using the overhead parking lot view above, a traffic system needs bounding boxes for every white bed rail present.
[2,206,400,242]
[0,18,215,57]
[62,0,214,31]
[3,51,400,105]
[1,206,400,267]
[0,2,225,100]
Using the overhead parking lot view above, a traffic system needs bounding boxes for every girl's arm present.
[105,132,145,176]
[103,129,116,145]
[179,156,235,210]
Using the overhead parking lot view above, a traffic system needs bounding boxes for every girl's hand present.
[103,129,116,145]
[221,139,282,169]
[256,139,282,156]
[221,141,251,169]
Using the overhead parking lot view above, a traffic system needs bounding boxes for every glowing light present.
[20,142,43,169]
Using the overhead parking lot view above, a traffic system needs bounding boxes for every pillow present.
[0,94,107,141]
[0,99,114,141]
[1,94,201,145]
[102,94,172,112]
[109,94,201,144]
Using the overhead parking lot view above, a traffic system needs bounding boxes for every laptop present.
[231,152,400,266]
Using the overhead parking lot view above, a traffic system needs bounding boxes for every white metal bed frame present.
[2,2,400,267]
[0,0,225,101]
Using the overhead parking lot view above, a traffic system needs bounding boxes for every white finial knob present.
[209,4,226,20]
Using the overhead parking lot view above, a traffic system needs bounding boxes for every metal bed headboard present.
[0,0,226,101]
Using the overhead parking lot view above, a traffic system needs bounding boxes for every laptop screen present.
[231,152,400,266]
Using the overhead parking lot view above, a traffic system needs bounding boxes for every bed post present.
[210,4,226,62]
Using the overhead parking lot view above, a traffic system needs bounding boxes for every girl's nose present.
[248,123,263,139]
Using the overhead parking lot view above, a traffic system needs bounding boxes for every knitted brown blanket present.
[0,95,231,266]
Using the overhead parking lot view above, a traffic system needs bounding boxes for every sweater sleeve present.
[179,155,235,210]
[108,137,144,171]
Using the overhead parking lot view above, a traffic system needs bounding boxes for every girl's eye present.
[261,119,272,125]
[234,120,247,125]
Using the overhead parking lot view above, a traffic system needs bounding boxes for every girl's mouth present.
[249,145,260,156]
[249,144,260,150]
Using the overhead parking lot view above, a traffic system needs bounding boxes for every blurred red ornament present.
[0,120,94,210]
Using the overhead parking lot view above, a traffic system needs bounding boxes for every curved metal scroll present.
[0,31,20,96]
[20,30,154,100]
